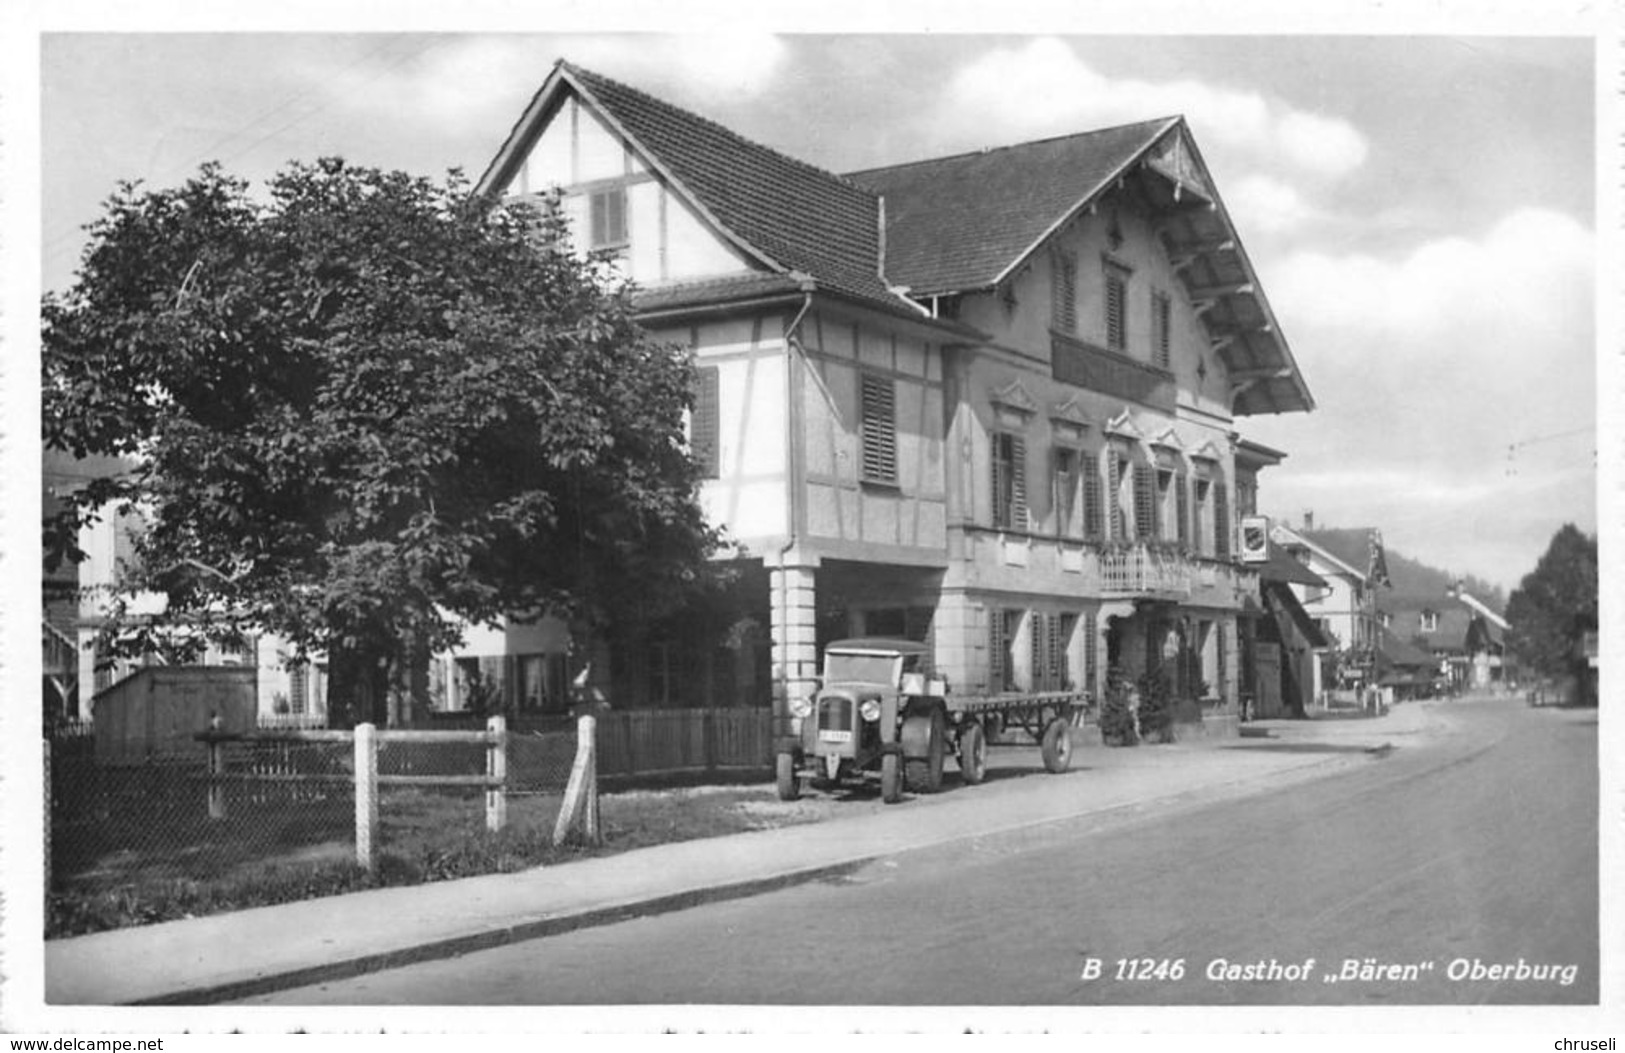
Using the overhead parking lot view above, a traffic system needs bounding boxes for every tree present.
[1504,524,1597,682]
[43,159,718,727]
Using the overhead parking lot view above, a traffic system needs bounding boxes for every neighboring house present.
[463,60,1315,724]
[1270,520,1381,697]
[1250,539,1331,718]
[43,450,326,724]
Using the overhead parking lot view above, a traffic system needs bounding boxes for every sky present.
[23,13,1609,596]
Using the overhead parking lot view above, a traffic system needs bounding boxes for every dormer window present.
[1420,610,1439,633]
[588,186,628,250]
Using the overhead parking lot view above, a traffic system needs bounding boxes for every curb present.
[129,858,869,1006]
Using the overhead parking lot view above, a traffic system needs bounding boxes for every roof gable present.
[478,62,911,315]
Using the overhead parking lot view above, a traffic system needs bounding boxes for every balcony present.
[1050,330,1177,412]
[1099,543,1193,598]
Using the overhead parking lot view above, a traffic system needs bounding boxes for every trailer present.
[774,638,1092,804]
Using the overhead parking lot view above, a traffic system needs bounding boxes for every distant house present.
[1383,586,1509,692]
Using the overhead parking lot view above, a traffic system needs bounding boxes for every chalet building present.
[459,59,1315,728]
[1382,586,1509,692]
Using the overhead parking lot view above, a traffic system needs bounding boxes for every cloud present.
[939,38,1368,181]
[1245,206,1596,589]
[310,34,788,128]
[1227,175,1324,235]
[1271,208,1593,342]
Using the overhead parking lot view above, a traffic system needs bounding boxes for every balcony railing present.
[1100,543,1193,597]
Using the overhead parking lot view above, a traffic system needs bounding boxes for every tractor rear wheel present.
[904,707,947,793]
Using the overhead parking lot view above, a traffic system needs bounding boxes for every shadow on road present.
[1219,742,1393,756]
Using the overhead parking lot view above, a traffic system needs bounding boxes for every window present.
[1213,480,1231,560]
[691,365,720,479]
[588,186,628,250]
[992,431,1027,530]
[1053,447,1079,537]
[1056,613,1077,690]
[1052,250,1078,332]
[860,372,898,484]
[1156,468,1174,542]
[1109,449,1128,540]
[1195,478,1211,554]
[1420,610,1439,633]
[1082,452,1105,540]
[1105,263,1129,351]
[1152,290,1172,370]
[1133,462,1157,540]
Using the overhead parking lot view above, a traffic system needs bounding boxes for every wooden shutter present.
[1083,612,1098,699]
[1106,267,1127,350]
[1011,435,1027,530]
[860,373,897,483]
[1175,470,1190,548]
[1153,291,1171,370]
[1030,612,1046,691]
[692,365,720,479]
[1083,455,1104,539]
[1052,251,1077,332]
[1214,481,1231,559]
[1133,462,1156,540]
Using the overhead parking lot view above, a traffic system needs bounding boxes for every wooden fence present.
[593,707,772,778]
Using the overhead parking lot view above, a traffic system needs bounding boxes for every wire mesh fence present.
[45,719,585,938]
[45,707,771,937]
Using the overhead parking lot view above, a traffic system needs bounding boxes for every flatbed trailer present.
[943,690,1093,773]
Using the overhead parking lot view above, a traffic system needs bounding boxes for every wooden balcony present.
[1050,330,1177,412]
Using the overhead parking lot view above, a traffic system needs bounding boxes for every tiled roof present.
[1298,527,1375,578]
[630,272,805,315]
[561,64,905,314]
[845,118,1176,296]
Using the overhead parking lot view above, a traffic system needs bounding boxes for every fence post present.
[354,722,378,871]
[486,715,507,833]
[553,713,600,847]
[207,737,227,820]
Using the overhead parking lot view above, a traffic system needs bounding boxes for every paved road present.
[244,698,1597,1006]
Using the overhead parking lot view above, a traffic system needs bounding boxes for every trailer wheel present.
[881,752,903,803]
[1040,717,1073,773]
[904,708,947,793]
[775,752,800,801]
[958,722,988,785]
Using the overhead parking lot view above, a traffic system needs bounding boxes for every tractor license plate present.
[818,729,852,743]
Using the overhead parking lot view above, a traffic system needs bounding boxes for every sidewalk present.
[44,699,1453,1006]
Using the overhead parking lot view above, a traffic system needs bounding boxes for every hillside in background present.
[1296,526,1508,611]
